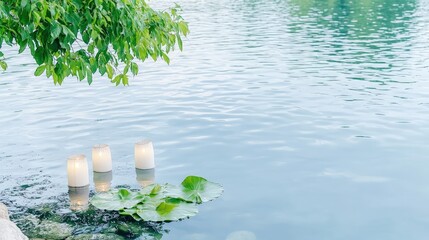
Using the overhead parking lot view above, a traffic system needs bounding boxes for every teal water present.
[1,0,429,239]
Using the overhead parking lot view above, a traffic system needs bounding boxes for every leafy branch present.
[0,0,189,85]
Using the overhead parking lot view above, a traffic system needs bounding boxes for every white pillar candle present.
[136,168,155,187]
[92,144,112,173]
[68,186,89,211]
[134,140,155,169]
[67,154,90,187]
[93,171,113,193]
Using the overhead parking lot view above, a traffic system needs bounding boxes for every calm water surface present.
[1,0,429,239]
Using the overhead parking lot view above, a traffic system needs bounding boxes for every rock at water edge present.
[0,203,9,220]
[0,219,28,240]
[34,220,73,240]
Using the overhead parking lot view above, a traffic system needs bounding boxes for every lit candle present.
[93,171,113,192]
[136,168,155,187]
[67,154,90,187]
[92,144,112,173]
[134,140,155,169]
[68,186,89,211]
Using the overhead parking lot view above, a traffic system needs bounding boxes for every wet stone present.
[17,214,40,228]
[65,233,125,240]
[15,214,41,237]
[117,222,145,238]
[33,220,73,240]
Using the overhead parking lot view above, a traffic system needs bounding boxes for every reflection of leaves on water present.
[9,190,167,239]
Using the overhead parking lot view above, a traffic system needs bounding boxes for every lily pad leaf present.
[140,184,163,196]
[91,189,144,211]
[133,197,198,222]
[120,208,142,221]
[156,202,177,215]
[119,189,131,199]
[168,176,223,204]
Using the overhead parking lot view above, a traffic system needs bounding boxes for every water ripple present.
[1,0,429,239]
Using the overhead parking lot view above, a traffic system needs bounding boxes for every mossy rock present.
[15,214,41,237]
[33,220,73,240]
[66,233,125,240]
[117,222,145,238]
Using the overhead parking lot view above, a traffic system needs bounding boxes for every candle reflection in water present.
[93,171,113,192]
[136,168,155,187]
[68,186,90,211]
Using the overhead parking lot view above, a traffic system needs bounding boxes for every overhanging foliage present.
[0,0,189,85]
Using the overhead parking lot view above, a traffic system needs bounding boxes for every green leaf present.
[168,176,223,204]
[34,47,45,65]
[112,74,121,84]
[178,22,189,36]
[123,63,130,75]
[62,26,76,38]
[87,68,93,85]
[120,208,142,221]
[21,0,28,8]
[122,74,129,86]
[18,41,27,54]
[161,53,170,64]
[89,58,97,73]
[51,22,62,40]
[118,189,131,200]
[82,31,90,44]
[46,65,52,78]
[53,72,59,85]
[151,185,162,195]
[90,189,144,211]
[33,12,41,26]
[131,62,138,76]
[87,43,95,54]
[106,64,114,79]
[34,65,46,76]
[177,35,183,51]
[140,184,164,197]
[156,202,177,215]
[0,61,7,71]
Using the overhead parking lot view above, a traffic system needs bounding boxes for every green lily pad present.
[167,176,224,204]
[91,176,222,222]
[119,208,142,221]
[120,196,198,222]
[140,184,163,196]
[90,189,144,211]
